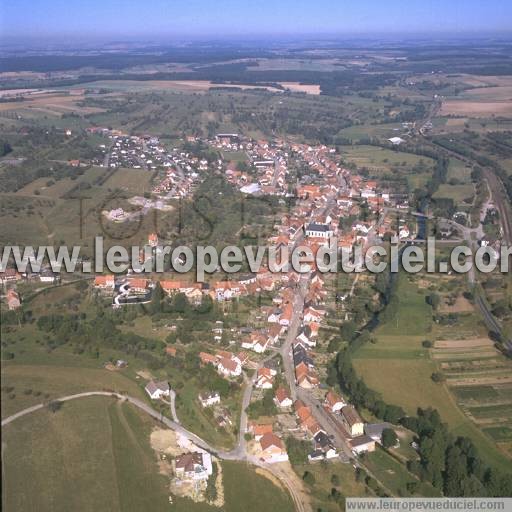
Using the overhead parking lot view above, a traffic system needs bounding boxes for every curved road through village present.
[1,391,308,512]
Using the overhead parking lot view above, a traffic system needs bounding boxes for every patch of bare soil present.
[279,82,321,94]
[136,369,154,380]
[433,338,493,349]
[449,375,512,386]
[210,459,225,508]
[441,100,512,117]
[150,428,182,456]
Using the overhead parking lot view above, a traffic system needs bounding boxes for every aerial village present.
[90,132,413,496]
[1,131,414,500]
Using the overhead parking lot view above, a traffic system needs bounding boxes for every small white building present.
[199,391,221,408]
[145,380,170,400]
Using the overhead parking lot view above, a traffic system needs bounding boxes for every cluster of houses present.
[199,350,248,379]
[1,267,60,311]
[294,398,339,461]
[323,392,377,456]
[219,136,415,245]
[247,422,289,463]
[1,267,58,286]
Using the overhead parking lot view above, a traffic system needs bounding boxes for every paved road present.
[162,390,180,423]
[280,275,309,401]
[1,391,308,512]
[2,391,215,451]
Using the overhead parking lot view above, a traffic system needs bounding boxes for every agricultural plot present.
[435,336,512,454]
[440,100,512,118]
[0,164,170,254]
[353,273,512,471]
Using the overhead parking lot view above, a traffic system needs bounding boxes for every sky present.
[1,0,512,42]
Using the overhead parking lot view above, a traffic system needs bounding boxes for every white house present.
[259,433,289,463]
[145,380,171,400]
[175,452,213,481]
[274,387,293,408]
[303,307,324,324]
[325,390,346,413]
[296,331,316,348]
[255,368,275,389]
[217,357,242,378]
[199,391,221,408]
[399,225,410,239]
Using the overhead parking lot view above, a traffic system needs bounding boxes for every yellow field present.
[0,91,105,115]
[441,100,512,117]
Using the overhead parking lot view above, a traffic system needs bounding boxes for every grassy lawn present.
[2,396,170,512]
[363,447,439,497]
[222,462,294,512]
[446,158,473,184]
[171,461,295,512]
[295,461,371,511]
[1,364,147,418]
[2,398,293,512]
[174,381,237,450]
[220,150,247,163]
[103,167,154,195]
[339,145,434,172]
[433,183,475,205]
[119,315,171,342]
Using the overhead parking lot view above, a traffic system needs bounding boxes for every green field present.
[339,145,434,172]
[446,158,473,184]
[103,167,154,195]
[1,364,147,418]
[2,396,171,512]
[2,396,293,512]
[339,144,434,189]
[364,448,440,497]
[433,183,475,205]
[294,461,371,511]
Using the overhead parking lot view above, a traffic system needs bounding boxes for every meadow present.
[339,144,434,190]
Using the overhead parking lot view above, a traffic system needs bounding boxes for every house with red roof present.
[325,390,346,413]
[274,387,293,408]
[259,433,288,463]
